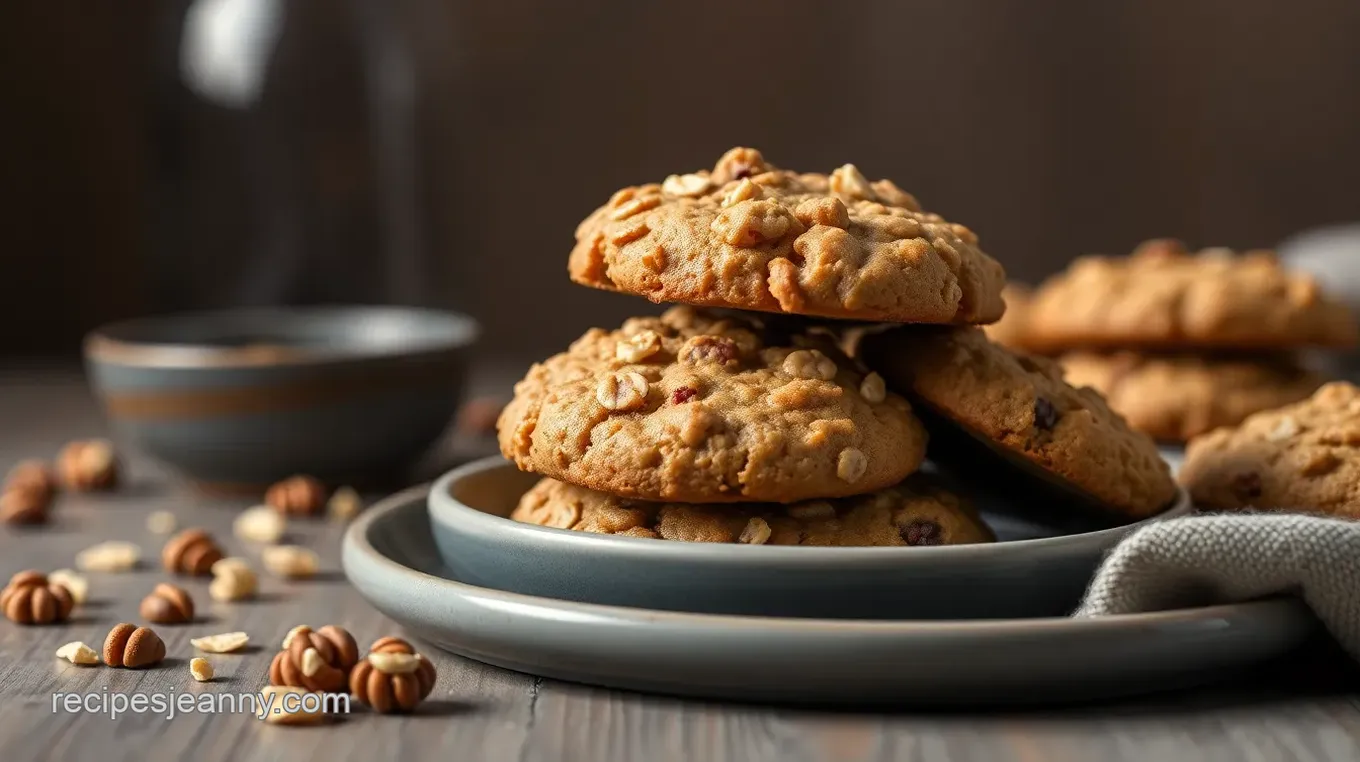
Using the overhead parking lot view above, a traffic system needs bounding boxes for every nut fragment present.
[269,624,359,692]
[57,439,119,492]
[782,349,837,381]
[257,685,327,725]
[266,475,328,517]
[1268,416,1300,442]
[0,487,49,525]
[103,623,166,668]
[661,172,712,197]
[721,178,762,207]
[145,510,177,535]
[711,147,768,184]
[209,557,258,602]
[56,641,100,666]
[47,569,88,605]
[350,637,437,714]
[189,657,214,682]
[829,163,876,201]
[1,571,75,625]
[140,582,195,624]
[595,372,650,412]
[837,449,868,483]
[615,330,662,363]
[234,505,288,544]
[190,631,250,653]
[162,529,225,576]
[261,545,319,579]
[75,540,142,572]
[326,487,363,523]
[609,194,661,221]
[737,517,771,545]
[860,373,887,404]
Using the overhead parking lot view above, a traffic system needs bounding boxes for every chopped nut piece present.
[595,372,650,412]
[860,373,887,404]
[837,449,868,482]
[189,657,214,682]
[1268,416,1300,442]
[367,651,421,675]
[145,510,177,535]
[190,631,250,654]
[782,349,837,381]
[661,173,712,197]
[738,517,771,545]
[258,685,327,725]
[326,487,363,523]
[75,541,141,572]
[262,545,319,579]
[829,163,876,201]
[616,330,663,363]
[609,194,661,221]
[210,557,258,602]
[721,178,762,207]
[56,641,100,666]
[234,505,287,544]
[47,569,88,605]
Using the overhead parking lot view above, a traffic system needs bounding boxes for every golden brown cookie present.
[497,306,927,504]
[569,147,1007,325]
[1061,351,1324,443]
[1023,239,1357,352]
[1180,381,1360,516]
[851,326,1178,518]
[511,475,994,547]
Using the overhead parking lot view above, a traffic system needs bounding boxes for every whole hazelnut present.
[103,623,166,668]
[349,637,437,714]
[0,570,74,625]
[269,625,359,692]
[266,475,328,517]
[161,529,225,576]
[139,582,195,624]
[56,439,119,492]
[4,460,57,501]
[0,487,50,525]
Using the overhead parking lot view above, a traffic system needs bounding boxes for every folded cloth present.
[1076,513,1360,659]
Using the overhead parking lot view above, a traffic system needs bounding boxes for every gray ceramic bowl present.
[428,457,1192,620]
[86,306,478,490]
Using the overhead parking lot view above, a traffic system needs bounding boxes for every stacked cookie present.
[995,240,1357,443]
[497,148,1179,546]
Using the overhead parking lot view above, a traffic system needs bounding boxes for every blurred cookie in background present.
[982,283,1035,352]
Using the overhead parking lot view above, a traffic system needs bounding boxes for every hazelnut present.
[55,641,100,666]
[261,545,319,579]
[189,657,214,682]
[829,163,876,202]
[661,173,712,198]
[269,625,359,692]
[782,349,837,381]
[145,510,177,535]
[234,505,287,544]
[190,631,250,653]
[4,459,57,501]
[326,487,363,523]
[56,439,119,491]
[266,475,328,517]
[721,178,762,207]
[860,372,887,404]
[1,486,49,525]
[257,685,327,725]
[103,623,166,668]
[75,540,142,572]
[738,518,772,545]
[1,571,75,625]
[837,448,868,483]
[139,582,195,624]
[209,557,258,602]
[595,372,650,412]
[615,330,663,364]
[162,529,225,576]
[349,637,437,714]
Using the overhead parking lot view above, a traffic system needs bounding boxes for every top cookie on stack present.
[569,147,1008,325]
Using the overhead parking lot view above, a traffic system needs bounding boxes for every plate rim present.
[427,456,1193,567]
[348,482,1306,635]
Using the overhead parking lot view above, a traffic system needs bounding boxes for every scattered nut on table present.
[190,631,250,654]
[326,487,363,523]
[189,657,214,682]
[233,505,286,544]
[257,685,327,725]
[47,569,88,605]
[4,459,58,500]
[266,475,327,517]
[139,582,195,624]
[350,637,438,714]
[0,486,50,525]
[209,557,257,602]
[1,570,75,625]
[103,623,166,668]
[55,641,100,666]
[161,528,224,576]
[261,545,319,579]
[75,540,141,572]
[145,510,177,535]
[57,439,119,492]
[269,625,358,692]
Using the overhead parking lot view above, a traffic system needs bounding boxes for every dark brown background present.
[4,0,1360,363]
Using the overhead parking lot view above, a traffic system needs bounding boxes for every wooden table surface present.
[3,365,1360,762]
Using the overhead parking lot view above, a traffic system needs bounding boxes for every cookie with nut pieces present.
[512,475,994,547]
[1180,382,1360,516]
[850,326,1178,518]
[1021,239,1358,352]
[569,147,1007,325]
[497,306,927,504]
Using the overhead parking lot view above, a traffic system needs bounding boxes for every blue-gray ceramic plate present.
[426,457,1192,620]
[344,485,1316,706]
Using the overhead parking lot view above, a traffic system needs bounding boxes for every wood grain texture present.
[3,367,1360,762]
